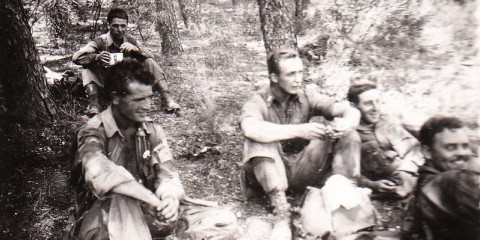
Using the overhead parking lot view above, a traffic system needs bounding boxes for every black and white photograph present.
[0,0,479,239]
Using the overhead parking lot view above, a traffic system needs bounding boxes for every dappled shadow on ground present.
[1,0,478,239]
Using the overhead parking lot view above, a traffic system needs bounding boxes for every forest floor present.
[0,0,479,239]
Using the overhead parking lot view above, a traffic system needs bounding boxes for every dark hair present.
[107,8,128,23]
[419,116,464,147]
[105,58,154,97]
[347,82,377,104]
[267,49,299,75]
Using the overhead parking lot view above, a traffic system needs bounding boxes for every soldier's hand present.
[327,118,352,139]
[157,197,180,222]
[300,122,327,140]
[120,42,139,53]
[371,179,397,193]
[97,51,110,66]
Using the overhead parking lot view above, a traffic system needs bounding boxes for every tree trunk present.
[295,0,309,18]
[111,0,133,8]
[0,0,57,126]
[44,0,72,40]
[232,0,245,6]
[256,0,297,54]
[178,0,199,28]
[156,0,183,56]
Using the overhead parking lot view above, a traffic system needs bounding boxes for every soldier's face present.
[430,128,473,171]
[275,57,304,95]
[357,89,381,124]
[109,18,127,40]
[116,81,153,123]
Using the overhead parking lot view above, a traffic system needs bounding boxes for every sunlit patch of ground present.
[1,0,478,239]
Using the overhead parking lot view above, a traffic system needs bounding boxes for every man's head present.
[419,116,473,171]
[106,59,154,123]
[267,49,303,95]
[348,82,380,124]
[107,8,128,40]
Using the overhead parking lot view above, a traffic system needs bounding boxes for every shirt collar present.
[98,106,124,138]
[264,86,301,107]
[357,122,374,132]
[105,31,124,47]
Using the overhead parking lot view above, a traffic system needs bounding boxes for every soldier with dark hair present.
[73,8,181,117]
[402,116,480,240]
[347,82,424,198]
[70,59,238,239]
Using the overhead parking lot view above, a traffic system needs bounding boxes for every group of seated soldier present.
[239,49,480,239]
[70,8,479,240]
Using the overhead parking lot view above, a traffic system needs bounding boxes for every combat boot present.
[85,83,100,117]
[268,191,292,240]
[160,92,182,116]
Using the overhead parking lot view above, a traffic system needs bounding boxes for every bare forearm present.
[112,181,161,207]
[340,107,361,129]
[328,102,361,129]
[73,41,100,65]
[241,118,304,143]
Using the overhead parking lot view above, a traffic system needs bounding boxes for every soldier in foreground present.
[69,59,238,239]
[402,116,480,240]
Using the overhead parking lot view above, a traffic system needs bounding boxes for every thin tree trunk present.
[156,0,183,56]
[295,0,309,18]
[232,0,245,6]
[0,0,57,125]
[111,0,133,8]
[44,0,72,40]
[178,0,199,28]
[476,0,480,66]
[257,0,297,54]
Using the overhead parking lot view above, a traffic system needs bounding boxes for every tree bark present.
[156,0,183,56]
[178,0,199,28]
[0,0,57,126]
[111,0,133,8]
[44,0,72,40]
[232,0,245,6]
[295,0,309,18]
[256,0,297,54]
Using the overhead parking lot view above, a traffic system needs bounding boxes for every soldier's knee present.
[85,83,99,95]
[339,130,361,144]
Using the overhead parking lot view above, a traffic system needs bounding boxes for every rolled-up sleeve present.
[72,41,99,66]
[305,88,336,118]
[149,124,185,200]
[134,40,154,59]
[76,127,135,199]
[239,94,265,123]
[385,123,425,173]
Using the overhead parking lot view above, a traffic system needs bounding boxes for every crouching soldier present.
[69,59,238,239]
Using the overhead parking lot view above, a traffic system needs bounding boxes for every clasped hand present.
[301,118,352,140]
[120,42,139,53]
[97,51,110,67]
[154,197,180,223]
